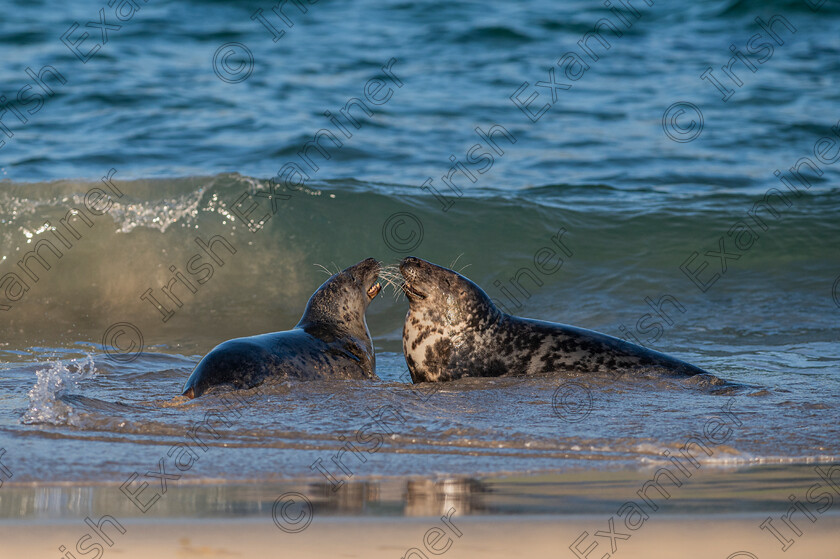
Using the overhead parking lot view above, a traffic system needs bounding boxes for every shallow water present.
[1,341,837,483]
[1,0,839,489]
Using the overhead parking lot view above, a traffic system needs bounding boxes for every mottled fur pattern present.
[399,257,707,383]
[182,258,382,398]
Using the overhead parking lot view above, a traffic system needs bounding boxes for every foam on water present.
[21,356,97,426]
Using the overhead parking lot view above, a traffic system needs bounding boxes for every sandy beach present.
[3,513,838,558]
[3,465,839,558]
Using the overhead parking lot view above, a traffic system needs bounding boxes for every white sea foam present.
[21,356,97,426]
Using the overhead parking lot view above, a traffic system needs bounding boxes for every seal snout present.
[353,257,382,300]
[399,256,428,300]
[398,256,422,279]
[399,256,421,272]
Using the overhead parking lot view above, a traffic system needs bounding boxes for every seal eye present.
[367,282,381,299]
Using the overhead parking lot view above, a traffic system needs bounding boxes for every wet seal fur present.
[399,257,708,382]
[182,258,382,398]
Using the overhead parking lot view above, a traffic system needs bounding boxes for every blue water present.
[0,0,838,486]
[1,0,837,189]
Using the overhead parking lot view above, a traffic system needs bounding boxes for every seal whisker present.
[450,253,465,269]
[380,269,401,281]
[313,263,334,277]
[378,264,400,278]
[378,271,404,297]
[381,278,399,296]
[376,267,406,299]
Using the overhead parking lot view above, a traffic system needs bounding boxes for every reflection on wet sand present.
[308,477,490,516]
[0,465,830,521]
[0,477,490,520]
[403,478,489,516]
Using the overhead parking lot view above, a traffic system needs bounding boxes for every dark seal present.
[399,257,708,382]
[182,258,382,398]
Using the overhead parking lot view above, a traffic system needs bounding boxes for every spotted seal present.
[399,256,708,382]
[182,258,382,398]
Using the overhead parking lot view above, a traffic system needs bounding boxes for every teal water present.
[0,0,838,486]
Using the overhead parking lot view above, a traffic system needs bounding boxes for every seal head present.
[400,256,501,382]
[298,257,382,341]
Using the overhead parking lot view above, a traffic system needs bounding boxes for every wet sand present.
[2,515,839,559]
[2,465,838,558]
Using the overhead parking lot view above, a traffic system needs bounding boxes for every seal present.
[399,256,708,382]
[182,258,382,398]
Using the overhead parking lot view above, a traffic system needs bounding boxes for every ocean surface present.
[1,0,839,496]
